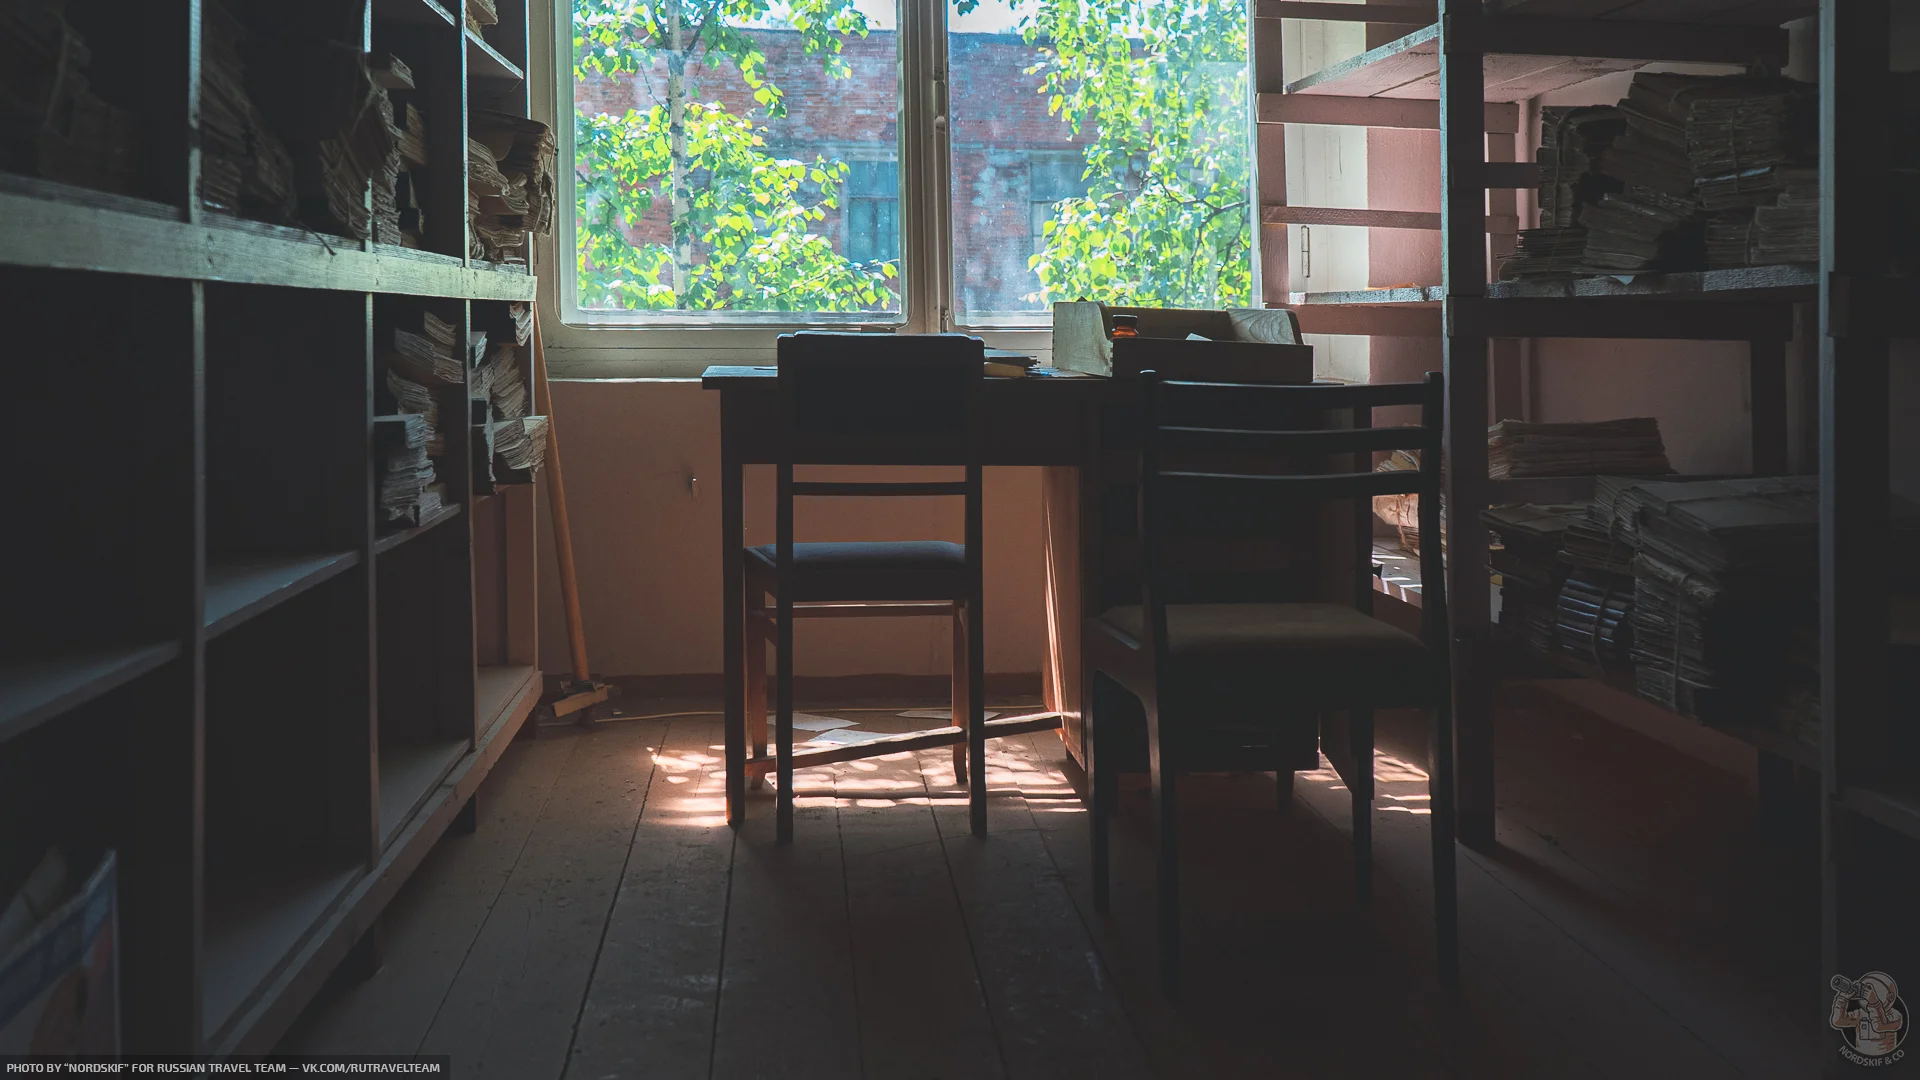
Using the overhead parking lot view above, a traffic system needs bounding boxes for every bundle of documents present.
[1487,417,1671,479]
[1499,107,1623,279]
[383,370,444,456]
[480,342,529,420]
[1485,503,1585,656]
[385,312,464,387]
[297,43,398,241]
[492,415,550,476]
[199,0,295,221]
[375,413,443,526]
[0,1,139,193]
[466,0,498,35]
[509,301,534,345]
[1557,569,1636,668]
[469,111,558,264]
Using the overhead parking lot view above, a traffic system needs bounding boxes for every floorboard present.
[563,719,734,1080]
[707,759,862,1080]
[415,720,657,1079]
[279,734,578,1055]
[838,742,1004,1079]
[286,690,1829,1080]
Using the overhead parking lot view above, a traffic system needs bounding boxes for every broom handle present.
[532,306,592,684]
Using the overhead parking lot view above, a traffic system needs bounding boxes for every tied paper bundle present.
[199,0,295,222]
[492,415,550,476]
[1487,417,1672,479]
[385,312,464,387]
[480,342,528,421]
[1621,477,1826,734]
[382,370,444,457]
[375,413,443,526]
[469,110,558,264]
[509,301,533,346]
[0,1,139,193]
[1485,503,1586,657]
[367,54,421,247]
[466,0,498,36]
[1557,569,1636,669]
[297,43,399,241]
[1500,107,1625,280]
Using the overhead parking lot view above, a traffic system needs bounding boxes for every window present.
[844,159,900,268]
[564,0,1255,330]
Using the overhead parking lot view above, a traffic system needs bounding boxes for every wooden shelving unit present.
[1259,0,1811,847]
[1267,0,1920,1038]
[0,0,541,1057]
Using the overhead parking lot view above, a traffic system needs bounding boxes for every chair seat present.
[1099,602,1437,706]
[747,541,966,603]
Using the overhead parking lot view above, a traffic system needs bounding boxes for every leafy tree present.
[570,0,1251,314]
[572,0,897,311]
[998,0,1253,309]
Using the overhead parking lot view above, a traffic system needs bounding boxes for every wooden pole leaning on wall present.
[531,305,612,724]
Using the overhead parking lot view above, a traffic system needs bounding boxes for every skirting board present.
[1528,678,1760,791]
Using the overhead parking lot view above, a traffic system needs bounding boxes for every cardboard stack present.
[0,1,139,193]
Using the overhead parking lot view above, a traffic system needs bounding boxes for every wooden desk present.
[702,365,1112,826]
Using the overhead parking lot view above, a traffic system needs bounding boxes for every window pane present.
[572,1,902,319]
[950,0,1254,325]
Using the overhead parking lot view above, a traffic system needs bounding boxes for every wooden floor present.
[282,684,1824,1078]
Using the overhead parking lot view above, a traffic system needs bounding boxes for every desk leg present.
[1042,464,1084,764]
[722,408,746,828]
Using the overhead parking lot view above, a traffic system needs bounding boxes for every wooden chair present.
[744,331,988,844]
[1085,370,1457,994]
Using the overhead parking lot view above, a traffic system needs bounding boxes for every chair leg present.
[967,602,987,837]
[1349,706,1375,908]
[747,616,768,791]
[950,608,969,785]
[1430,699,1459,985]
[1089,689,1110,913]
[1275,769,1295,815]
[1147,705,1179,996]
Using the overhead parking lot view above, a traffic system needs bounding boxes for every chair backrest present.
[1136,370,1447,647]
[776,332,984,464]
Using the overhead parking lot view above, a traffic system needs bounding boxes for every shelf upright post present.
[1438,0,1494,847]
[1818,0,1893,1023]
[1254,3,1289,304]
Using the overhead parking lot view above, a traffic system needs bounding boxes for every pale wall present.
[530,379,1050,679]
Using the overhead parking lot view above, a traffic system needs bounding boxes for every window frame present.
[539,0,1261,370]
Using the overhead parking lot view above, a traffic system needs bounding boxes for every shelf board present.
[466,29,525,82]
[380,737,470,846]
[1284,22,1645,103]
[209,662,541,1057]
[1842,781,1920,842]
[1502,637,1821,769]
[0,187,536,300]
[205,552,361,638]
[0,642,180,744]
[204,862,363,1042]
[372,0,454,24]
[374,502,464,556]
[1486,0,1816,26]
[477,664,540,736]
[1290,286,1442,306]
[1489,264,1818,302]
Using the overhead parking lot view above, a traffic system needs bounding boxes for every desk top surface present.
[701,364,1110,392]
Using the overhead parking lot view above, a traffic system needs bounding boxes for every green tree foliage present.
[573,0,896,311]
[1002,0,1253,309]
[571,0,1250,314]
